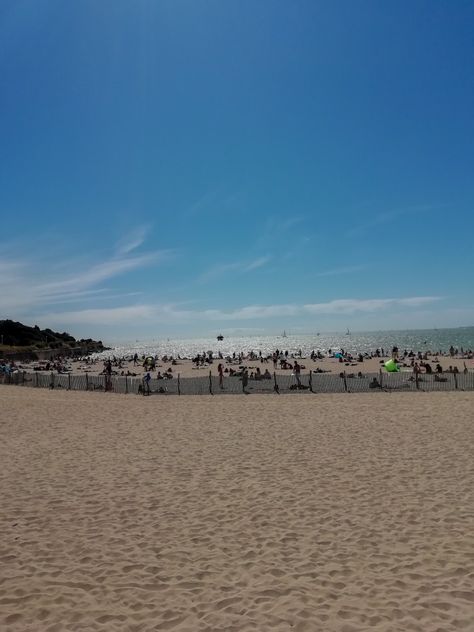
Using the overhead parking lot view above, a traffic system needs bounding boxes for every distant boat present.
[316,332,320,336]
[282,330,288,338]
[217,334,224,341]
[346,328,351,335]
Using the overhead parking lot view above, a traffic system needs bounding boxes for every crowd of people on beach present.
[94,345,474,392]
[0,357,71,376]
[1,343,473,392]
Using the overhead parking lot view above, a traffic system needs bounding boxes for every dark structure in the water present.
[217,334,224,341]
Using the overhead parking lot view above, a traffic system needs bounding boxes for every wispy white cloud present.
[0,240,174,313]
[242,256,271,272]
[37,296,442,327]
[345,204,443,238]
[35,305,157,326]
[182,187,236,219]
[38,252,162,296]
[44,291,143,306]
[199,297,441,320]
[255,215,306,250]
[314,264,368,277]
[115,224,150,255]
[302,297,440,314]
[202,304,299,320]
[198,256,271,283]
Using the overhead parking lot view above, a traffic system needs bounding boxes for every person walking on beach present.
[217,363,224,389]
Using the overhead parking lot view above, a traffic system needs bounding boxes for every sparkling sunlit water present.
[93,327,474,359]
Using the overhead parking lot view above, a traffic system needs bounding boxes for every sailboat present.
[345,328,351,336]
[282,330,288,338]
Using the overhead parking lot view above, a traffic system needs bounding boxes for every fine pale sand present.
[1,388,474,632]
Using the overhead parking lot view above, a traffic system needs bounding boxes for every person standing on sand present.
[294,360,301,387]
[217,363,224,389]
[242,369,249,393]
[143,371,151,395]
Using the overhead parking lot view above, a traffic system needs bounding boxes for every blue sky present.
[1,0,473,341]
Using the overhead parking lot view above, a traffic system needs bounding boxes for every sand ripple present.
[1,388,474,631]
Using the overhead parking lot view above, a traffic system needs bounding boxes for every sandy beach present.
[14,354,474,380]
[1,387,474,631]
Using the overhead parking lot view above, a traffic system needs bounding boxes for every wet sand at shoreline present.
[1,388,474,631]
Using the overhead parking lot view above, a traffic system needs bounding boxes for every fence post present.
[125,375,128,394]
[85,373,89,390]
[273,371,279,394]
[68,374,71,390]
[379,368,383,389]
[343,371,348,392]
[22,371,25,385]
[209,370,213,395]
[454,371,458,390]
[178,373,181,395]
[309,370,313,393]
[50,372,55,389]
[35,372,39,387]
[415,371,419,390]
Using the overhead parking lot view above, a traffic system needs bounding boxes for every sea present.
[93,327,474,360]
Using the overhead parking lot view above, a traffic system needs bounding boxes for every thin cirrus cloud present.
[182,188,221,219]
[302,297,441,314]
[344,203,444,238]
[197,256,271,283]
[36,296,442,326]
[314,264,368,277]
[37,252,163,295]
[255,216,306,250]
[182,186,242,220]
[115,224,151,255]
[202,297,441,320]
[0,233,174,313]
